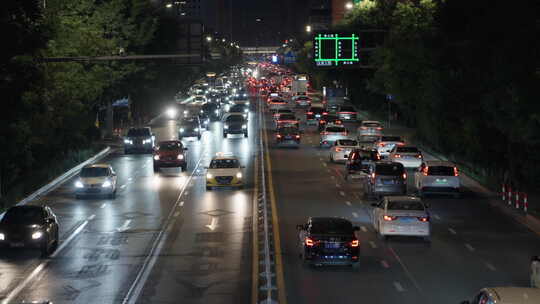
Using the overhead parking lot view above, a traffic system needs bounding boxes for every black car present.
[179,116,202,140]
[345,148,381,180]
[0,205,59,257]
[124,127,155,154]
[318,114,342,131]
[276,126,300,147]
[297,217,360,268]
[223,114,248,138]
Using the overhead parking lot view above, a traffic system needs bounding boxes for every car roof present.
[83,163,110,169]
[424,160,456,167]
[386,196,422,203]
[483,287,540,302]
[362,120,380,124]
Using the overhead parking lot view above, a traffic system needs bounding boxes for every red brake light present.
[376,153,381,160]
[305,237,316,247]
[320,120,326,124]
[336,147,343,152]
[417,154,423,158]
[379,143,386,147]
[454,166,459,176]
[383,215,397,221]
[307,111,313,115]
[423,166,429,176]
[341,132,347,136]
[371,172,376,179]
[350,239,359,247]
[418,216,429,222]
[397,142,405,146]
[394,154,401,158]
[376,127,383,130]
[361,127,368,130]
[402,172,407,180]
[323,112,328,115]
[295,135,300,139]
[276,134,282,138]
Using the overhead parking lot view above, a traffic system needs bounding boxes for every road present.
[265,95,540,304]
[0,98,260,304]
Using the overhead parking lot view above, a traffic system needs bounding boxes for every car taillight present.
[336,147,343,152]
[417,154,423,158]
[402,172,407,180]
[379,143,386,147]
[361,127,368,130]
[383,215,397,221]
[454,166,459,176]
[307,112,313,115]
[423,166,429,176]
[417,216,429,222]
[397,142,405,146]
[337,120,343,124]
[394,154,401,158]
[320,120,326,124]
[305,237,316,247]
[295,135,300,139]
[371,172,376,179]
[376,127,383,130]
[323,112,328,115]
[376,154,381,160]
[276,134,282,138]
[321,131,327,135]
[350,239,359,247]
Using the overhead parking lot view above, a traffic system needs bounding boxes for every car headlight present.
[183,110,188,115]
[177,154,184,160]
[75,180,84,188]
[224,125,229,129]
[0,233,5,241]
[244,109,249,113]
[206,173,213,179]
[166,108,177,118]
[242,124,247,129]
[236,172,243,179]
[143,139,152,144]
[194,128,199,132]
[180,128,185,133]
[153,155,160,160]
[102,180,112,188]
[124,139,133,145]
[215,110,219,114]
[31,231,43,240]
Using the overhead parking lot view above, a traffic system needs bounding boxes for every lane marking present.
[369,241,377,248]
[100,203,106,209]
[251,156,260,304]
[389,247,423,293]
[120,184,127,189]
[185,191,189,196]
[88,214,96,221]
[448,228,457,235]
[174,211,181,217]
[381,260,390,268]
[393,282,405,292]
[322,163,327,167]
[179,201,185,206]
[339,191,345,197]
[1,220,89,304]
[205,217,218,231]
[128,177,133,181]
[345,201,352,206]
[360,226,368,232]
[485,262,497,271]
[117,220,132,232]
[465,243,475,252]
[433,214,441,220]
[352,212,359,218]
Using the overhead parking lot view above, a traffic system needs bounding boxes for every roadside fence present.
[502,184,529,213]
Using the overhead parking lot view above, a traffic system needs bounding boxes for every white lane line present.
[345,201,352,206]
[128,177,133,181]
[433,214,441,220]
[369,241,377,248]
[465,243,475,252]
[120,184,127,189]
[117,220,132,232]
[1,220,89,304]
[360,226,368,232]
[381,260,390,268]
[100,203,106,209]
[393,282,405,292]
[389,247,423,292]
[179,201,185,206]
[88,214,96,221]
[322,163,327,167]
[352,212,358,218]
[485,262,497,271]
[174,211,181,217]
[448,228,457,235]
[205,217,219,230]
[185,191,189,196]
[339,191,345,197]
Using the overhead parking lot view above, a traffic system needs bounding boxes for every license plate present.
[435,179,448,184]
[382,179,395,185]
[399,217,415,223]
[325,242,341,249]
[10,242,24,248]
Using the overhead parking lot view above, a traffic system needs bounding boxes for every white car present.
[414,160,461,198]
[337,105,357,121]
[292,95,312,107]
[329,139,359,163]
[357,120,383,137]
[205,153,245,190]
[320,125,349,147]
[371,196,430,241]
[375,135,405,157]
[75,164,117,199]
[388,146,423,168]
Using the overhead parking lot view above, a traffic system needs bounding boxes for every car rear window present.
[127,128,150,136]
[387,201,424,211]
[427,166,454,176]
[310,219,353,235]
[363,122,381,128]
[396,147,419,153]
[340,106,355,112]
[279,114,296,120]
[310,107,324,113]
[375,163,404,175]
[326,127,345,132]
[381,136,402,142]
[338,139,357,146]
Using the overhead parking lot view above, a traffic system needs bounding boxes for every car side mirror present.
[296,224,305,231]
[353,226,360,231]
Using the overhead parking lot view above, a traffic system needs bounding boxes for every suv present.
[414,160,461,198]
[153,140,188,172]
[178,116,202,140]
[223,114,248,138]
[124,127,154,154]
[344,148,380,180]
[297,217,360,268]
[276,126,300,147]
[375,135,405,157]
[366,161,407,198]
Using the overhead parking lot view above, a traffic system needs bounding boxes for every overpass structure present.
[240,46,279,54]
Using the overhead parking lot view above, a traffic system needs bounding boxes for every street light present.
[345,2,353,10]
[306,25,312,33]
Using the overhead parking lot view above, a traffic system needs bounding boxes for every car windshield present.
[427,166,454,176]
[127,129,150,136]
[326,127,345,133]
[376,164,404,176]
[2,207,44,225]
[158,142,182,151]
[80,167,109,177]
[310,219,352,235]
[297,96,309,100]
[363,122,381,128]
[226,115,245,123]
[210,159,240,169]
[397,147,419,153]
[387,201,424,211]
[181,120,198,127]
[230,105,246,112]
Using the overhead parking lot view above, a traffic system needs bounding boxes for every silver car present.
[366,161,407,198]
[74,164,117,199]
[371,196,431,241]
[414,160,461,198]
[375,135,405,157]
[357,120,383,137]
[320,125,349,147]
[388,146,423,168]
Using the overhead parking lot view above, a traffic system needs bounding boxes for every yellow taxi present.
[205,153,245,190]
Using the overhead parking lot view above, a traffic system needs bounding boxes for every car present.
[329,139,359,163]
[223,114,248,138]
[124,127,155,154]
[337,105,357,121]
[365,161,407,198]
[178,116,202,140]
[74,164,117,199]
[293,95,312,107]
[275,113,299,129]
[273,108,293,121]
[0,205,59,257]
[306,106,325,125]
[371,196,431,241]
[297,217,360,268]
[230,95,249,106]
[228,104,249,120]
[153,140,188,172]
[388,146,423,168]
[318,114,342,131]
[414,160,461,198]
[205,153,245,190]
[344,148,381,180]
[320,125,349,147]
[357,120,383,137]
[268,98,289,112]
[461,287,540,304]
[375,135,405,157]
[276,126,301,148]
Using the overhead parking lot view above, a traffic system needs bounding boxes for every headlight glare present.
[102,180,112,188]
[224,125,229,129]
[236,172,243,179]
[242,124,247,129]
[0,233,5,241]
[178,154,184,160]
[194,128,199,132]
[75,180,84,188]
[180,128,185,133]
[32,231,43,240]
[206,173,213,179]
[153,155,160,160]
